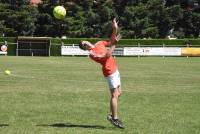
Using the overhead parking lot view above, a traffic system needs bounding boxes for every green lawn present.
[0,56,200,134]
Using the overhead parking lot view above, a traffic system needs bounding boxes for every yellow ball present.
[53,6,66,19]
[5,70,11,75]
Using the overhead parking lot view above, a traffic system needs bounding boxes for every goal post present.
[16,37,51,56]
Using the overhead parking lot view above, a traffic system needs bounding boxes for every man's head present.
[79,41,93,50]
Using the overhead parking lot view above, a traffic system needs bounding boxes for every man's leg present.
[107,86,124,128]
[106,71,124,128]
[110,86,121,119]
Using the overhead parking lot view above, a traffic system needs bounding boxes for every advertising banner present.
[61,45,124,56]
[61,46,89,55]
[112,48,124,56]
[123,47,181,56]
[181,48,200,56]
[61,45,200,57]
[0,44,7,55]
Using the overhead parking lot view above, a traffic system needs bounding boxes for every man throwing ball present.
[79,18,124,129]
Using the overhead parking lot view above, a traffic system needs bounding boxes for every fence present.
[61,43,200,57]
[1,37,200,57]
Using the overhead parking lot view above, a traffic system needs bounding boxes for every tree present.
[0,0,199,38]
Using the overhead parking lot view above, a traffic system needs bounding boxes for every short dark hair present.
[79,41,86,50]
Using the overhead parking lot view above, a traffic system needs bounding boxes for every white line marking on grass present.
[1,71,105,83]
[0,71,35,79]
[10,74,35,79]
[60,79,105,83]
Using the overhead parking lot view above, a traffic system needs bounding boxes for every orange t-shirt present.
[89,41,117,77]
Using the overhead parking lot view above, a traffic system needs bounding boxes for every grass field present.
[0,56,200,134]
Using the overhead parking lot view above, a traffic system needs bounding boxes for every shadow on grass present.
[0,124,9,127]
[37,123,108,129]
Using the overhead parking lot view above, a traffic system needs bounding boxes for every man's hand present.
[110,33,122,46]
[112,18,118,30]
[115,34,122,42]
[110,18,121,45]
[105,50,112,58]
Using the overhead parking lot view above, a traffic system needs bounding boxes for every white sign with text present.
[123,47,181,56]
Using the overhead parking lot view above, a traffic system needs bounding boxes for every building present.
[30,0,42,6]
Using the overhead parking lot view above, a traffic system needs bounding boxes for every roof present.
[30,0,42,6]
[17,36,51,41]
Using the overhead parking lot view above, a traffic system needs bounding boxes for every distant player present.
[79,18,124,129]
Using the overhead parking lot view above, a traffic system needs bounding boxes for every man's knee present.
[111,89,121,98]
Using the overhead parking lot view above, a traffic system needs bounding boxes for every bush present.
[0,37,200,56]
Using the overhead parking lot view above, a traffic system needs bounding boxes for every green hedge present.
[0,37,15,42]
[50,38,200,56]
[7,43,16,56]
[54,38,200,46]
[61,38,102,44]
[0,37,200,56]
[118,39,200,46]
[0,37,16,56]
[50,44,61,56]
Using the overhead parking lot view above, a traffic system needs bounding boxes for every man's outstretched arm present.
[110,18,121,45]
[105,18,121,57]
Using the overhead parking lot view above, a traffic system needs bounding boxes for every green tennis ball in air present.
[5,70,11,75]
[53,6,66,19]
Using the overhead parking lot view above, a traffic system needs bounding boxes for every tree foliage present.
[0,0,199,38]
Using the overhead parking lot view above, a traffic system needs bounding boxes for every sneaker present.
[107,114,112,122]
[107,114,125,129]
[112,118,125,129]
